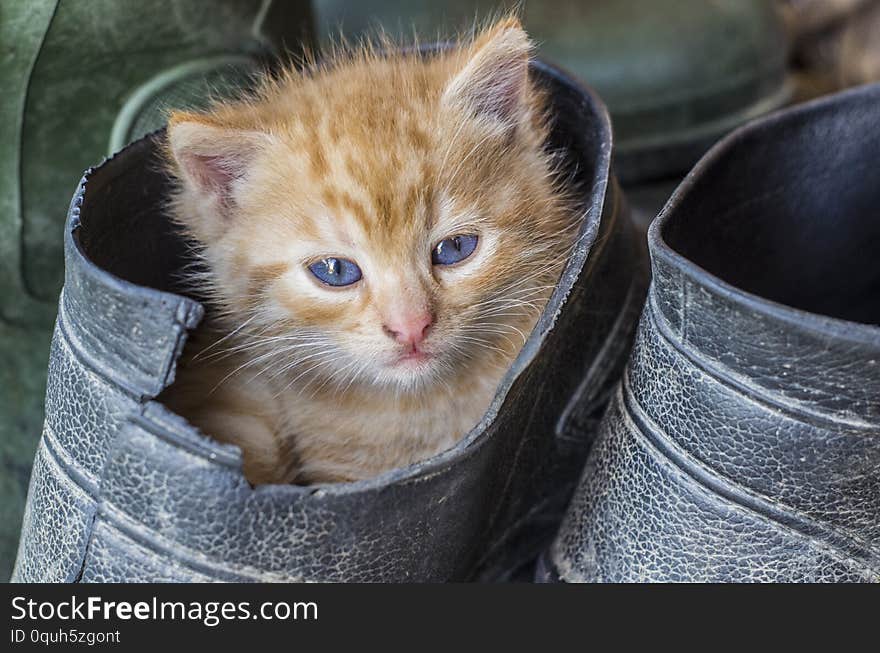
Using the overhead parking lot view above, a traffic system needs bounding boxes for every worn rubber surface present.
[546,82,880,583]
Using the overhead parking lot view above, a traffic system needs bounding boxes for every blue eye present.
[432,234,478,266]
[308,257,362,287]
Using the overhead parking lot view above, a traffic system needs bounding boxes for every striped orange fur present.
[159,17,580,485]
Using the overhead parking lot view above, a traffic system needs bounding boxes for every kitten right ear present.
[167,115,270,218]
[443,17,532,130]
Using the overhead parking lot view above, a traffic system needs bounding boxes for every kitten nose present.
[383,312,433,347]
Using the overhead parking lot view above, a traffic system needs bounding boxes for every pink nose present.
[384,312,433,346]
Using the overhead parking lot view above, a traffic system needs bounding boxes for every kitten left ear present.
[168,115,272,216]
[443,17,533,129]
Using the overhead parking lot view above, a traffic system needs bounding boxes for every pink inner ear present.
[474,64,525,122]
[445,36,530,127]
[183,153,240,199]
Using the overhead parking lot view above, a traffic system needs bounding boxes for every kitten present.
[159,17,579,485]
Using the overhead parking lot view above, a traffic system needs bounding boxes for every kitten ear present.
[443,17,532,129]
[167,115,271,215]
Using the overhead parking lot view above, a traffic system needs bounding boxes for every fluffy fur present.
[159,18,580,485]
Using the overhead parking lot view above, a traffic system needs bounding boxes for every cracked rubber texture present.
[548,82,880,583]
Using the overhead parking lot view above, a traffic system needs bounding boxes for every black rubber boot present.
[12,57,648,582]
[544,82,880,583]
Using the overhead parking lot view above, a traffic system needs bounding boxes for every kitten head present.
[166,18,577,395]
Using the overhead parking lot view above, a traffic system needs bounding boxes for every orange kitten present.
[159,18,579,485]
